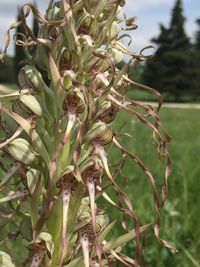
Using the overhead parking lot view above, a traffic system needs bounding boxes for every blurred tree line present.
[120,0,200,102]
[0,3,39,84]
[143,0,200,101]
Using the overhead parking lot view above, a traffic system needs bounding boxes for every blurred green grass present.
[107,107,200,267]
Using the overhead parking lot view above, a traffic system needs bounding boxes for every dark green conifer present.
[194,19,200,50]
[143,0,194,101]
[33,1,40,37]
[14,7,27,81]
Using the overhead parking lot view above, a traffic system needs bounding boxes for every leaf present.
[0,207,15,228]
[0,162,21,190]
[48,53,64,115]
[31,173,42,227]
[46,196,63,241]
[27,168,40,195]
[98,220,116,243]
[20,215,33,241]
[0,251,15,267]
[103,224,152,252]
[63,256,83,267]
[68,183,85,233]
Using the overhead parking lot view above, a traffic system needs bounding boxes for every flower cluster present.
[0,1,176,266]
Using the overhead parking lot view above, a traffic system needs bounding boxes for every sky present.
[0,0,199,56]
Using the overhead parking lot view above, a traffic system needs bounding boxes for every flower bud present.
[56,173,77,191]
[12,98,33,119]
[63,89,85,114]
[45,26,61,42]
[84,50,110,73]
[46,4,61,21]
[59,48,79,72]
[97,104,118,124]
[103,21,121,41]
[79,14,98,37]
[108,48,123,65]
[95,126,113,146]
[87,122,113,145]
[18,65,46,92]
[6,138,37,165]
[12,94,42,118]
[92,72,109,94]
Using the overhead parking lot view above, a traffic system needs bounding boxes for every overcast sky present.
[0,0,199,56]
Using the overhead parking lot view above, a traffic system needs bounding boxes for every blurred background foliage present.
[0,0,200,267]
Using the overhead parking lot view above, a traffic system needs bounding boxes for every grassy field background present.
[107,105,200,267]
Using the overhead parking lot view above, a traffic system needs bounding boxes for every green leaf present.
[46,196,63,241]
[31,173,42,227]
[20,215,33,241]
[68,184,85,233]
[0,251,15,267]
[0,207,14,228]
[98,220,116,243]
[26,168,40,195]
[63,256,83,267]
[103,224,152,252]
